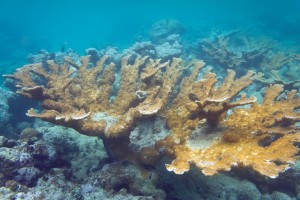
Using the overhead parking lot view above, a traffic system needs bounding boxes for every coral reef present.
[0,133,70,189]
[3,166,164,200]
[194,30,300,88]
[4,44,300,181]
[123,41,156,58]
[35,123,107,180]
[257,69,300,91]
[165,83,300,178]
[4,55,189,166]
[2,11,300,199]
[196,30,273,69]
[96,162,166,199]
[0,88,14,129]
[157,159,296,200]
[0,87,35,139]
[148,19,185,44]
[0,123,164,199]
[123,36,183,61]
[155,34,183,60]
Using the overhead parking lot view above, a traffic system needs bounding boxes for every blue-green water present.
[1,0,299,62]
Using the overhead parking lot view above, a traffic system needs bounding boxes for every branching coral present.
[4,53,300,179]
[261,49,300,71]
[163,66,259,174]
[5,56,156,136]
[198,30,273,69]
[257,69,300,91]
[186,69,257,125]
[198,30,300,87]
[4,55,196,164]
[165,84,300,178]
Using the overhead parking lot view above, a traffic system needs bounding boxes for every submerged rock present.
[149,19,185,44]
[94,161,166,200]
[0,88,14,129]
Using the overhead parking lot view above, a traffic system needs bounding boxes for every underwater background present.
[1,0,300,199]
[1,0,300,69]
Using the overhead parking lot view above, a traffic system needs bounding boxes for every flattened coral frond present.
[26,108,90,123]
[137,98,163,116]
[16,85,45,100]
[26,108,60,121]
[55,109,90,122]
[140,59,169,83]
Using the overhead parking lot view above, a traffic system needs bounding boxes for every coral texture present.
[4,54,300,178]
[165,84,300,178]
[196,30,300,89]
[4,55,189,164]
[0,88,14,129]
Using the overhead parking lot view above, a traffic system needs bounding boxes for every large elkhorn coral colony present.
[4,54,300,178]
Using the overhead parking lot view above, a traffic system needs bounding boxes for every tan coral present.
[7,55,180,137]
[5,53,300,179]
[166,67,257,135]
[4,55,200,164]
[165,84,300,178]
[188,69,257,125]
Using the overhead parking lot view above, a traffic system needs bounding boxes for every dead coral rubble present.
[4,54,300,179]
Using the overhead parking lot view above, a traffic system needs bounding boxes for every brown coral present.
[4,55,197,164]
[165,84,300,178]
[4,53,300,179]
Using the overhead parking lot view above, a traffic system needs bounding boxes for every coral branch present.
[186,69,257,125]
[165,84,300,178]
